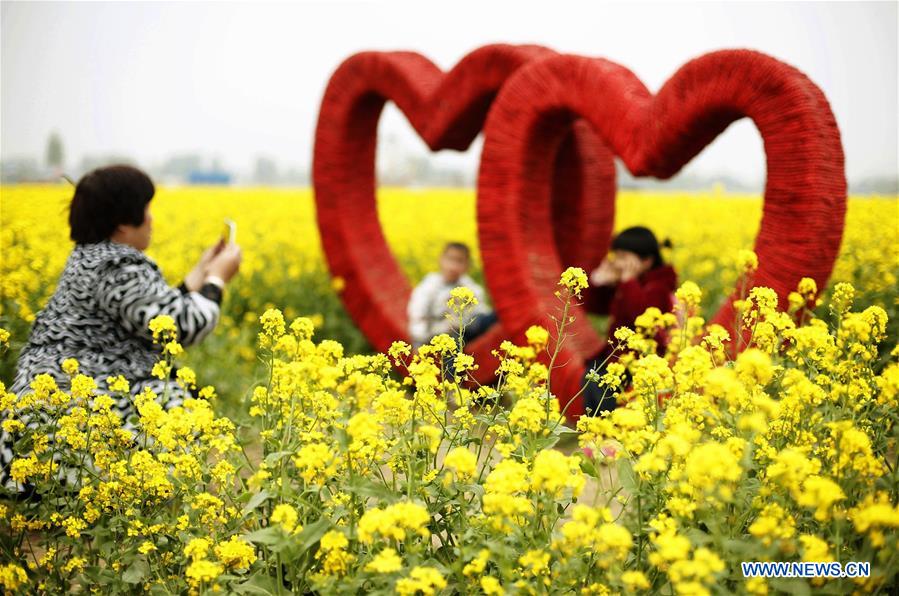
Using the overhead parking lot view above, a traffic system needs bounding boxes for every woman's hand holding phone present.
[222,219,237,244]
[206,242,242,284]
[183,220,241,291]
[207,219,241,283]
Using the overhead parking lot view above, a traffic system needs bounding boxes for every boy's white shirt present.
[407,272,489,347]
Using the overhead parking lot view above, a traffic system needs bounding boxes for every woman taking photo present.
[581,226,677,415]
[1,164,241,490]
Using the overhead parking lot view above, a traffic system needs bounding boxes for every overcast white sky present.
[2,1,897,185]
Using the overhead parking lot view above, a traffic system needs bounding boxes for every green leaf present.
[722,537,761,557]
[150,584,174,596]
[532,435,560,451]
[85,567,119,586]
[346,476,393,501]
[683,526,712,546]
[553,425,580,438]
[242,490,271,517]
[578,453,600,478]
[298,516,332,551]
[812,581,859,594]
[769,578,812,596]
[244,526,286,547]
[263,450,293,466]
[461,483,485,497]
[122,559,149,584]
[616,457,638,493]
[232,572,283,595]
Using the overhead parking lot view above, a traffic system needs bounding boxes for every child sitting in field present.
[407,242,497,349]
[581,226,677,415]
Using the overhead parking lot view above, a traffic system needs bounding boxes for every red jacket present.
[582,264,678,361]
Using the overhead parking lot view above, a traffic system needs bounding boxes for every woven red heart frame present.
[478,50,846,418]
[313,44,617,382]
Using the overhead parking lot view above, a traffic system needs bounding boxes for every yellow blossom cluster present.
[0,236,896,594]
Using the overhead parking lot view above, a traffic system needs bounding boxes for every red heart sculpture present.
[313,44,617,381]
[478,49,846,418]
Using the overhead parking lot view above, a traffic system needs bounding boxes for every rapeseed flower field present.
[3,185,896,390]
[0,184,897,594]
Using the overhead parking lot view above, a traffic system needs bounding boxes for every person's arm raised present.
[182,241,225,292]
[584,259,619,315]
[96,254,222,347]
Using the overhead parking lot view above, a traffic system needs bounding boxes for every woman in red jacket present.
[581,226,677,415]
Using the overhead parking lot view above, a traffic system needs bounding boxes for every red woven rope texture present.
[313,44,616,383]
[478,50,846,419]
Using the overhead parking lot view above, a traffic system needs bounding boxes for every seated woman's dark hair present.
[69,165,155,244]
[610,226,672,268]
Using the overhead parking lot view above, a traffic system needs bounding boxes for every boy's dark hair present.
[69,165,155,244]
[610,226,672,268]
[443,242,471,260]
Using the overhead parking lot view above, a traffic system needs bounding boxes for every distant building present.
[187,170,232,185]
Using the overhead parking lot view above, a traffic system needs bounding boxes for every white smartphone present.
[221,219,237,244]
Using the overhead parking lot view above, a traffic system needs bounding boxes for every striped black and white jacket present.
[1,239,221,491]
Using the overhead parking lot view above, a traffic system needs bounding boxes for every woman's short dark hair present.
[611,226,672,268]
[69,165,155,244]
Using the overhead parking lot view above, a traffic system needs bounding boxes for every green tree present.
[45,131,65,170]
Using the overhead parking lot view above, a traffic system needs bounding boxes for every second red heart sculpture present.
[478,50,846,418]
